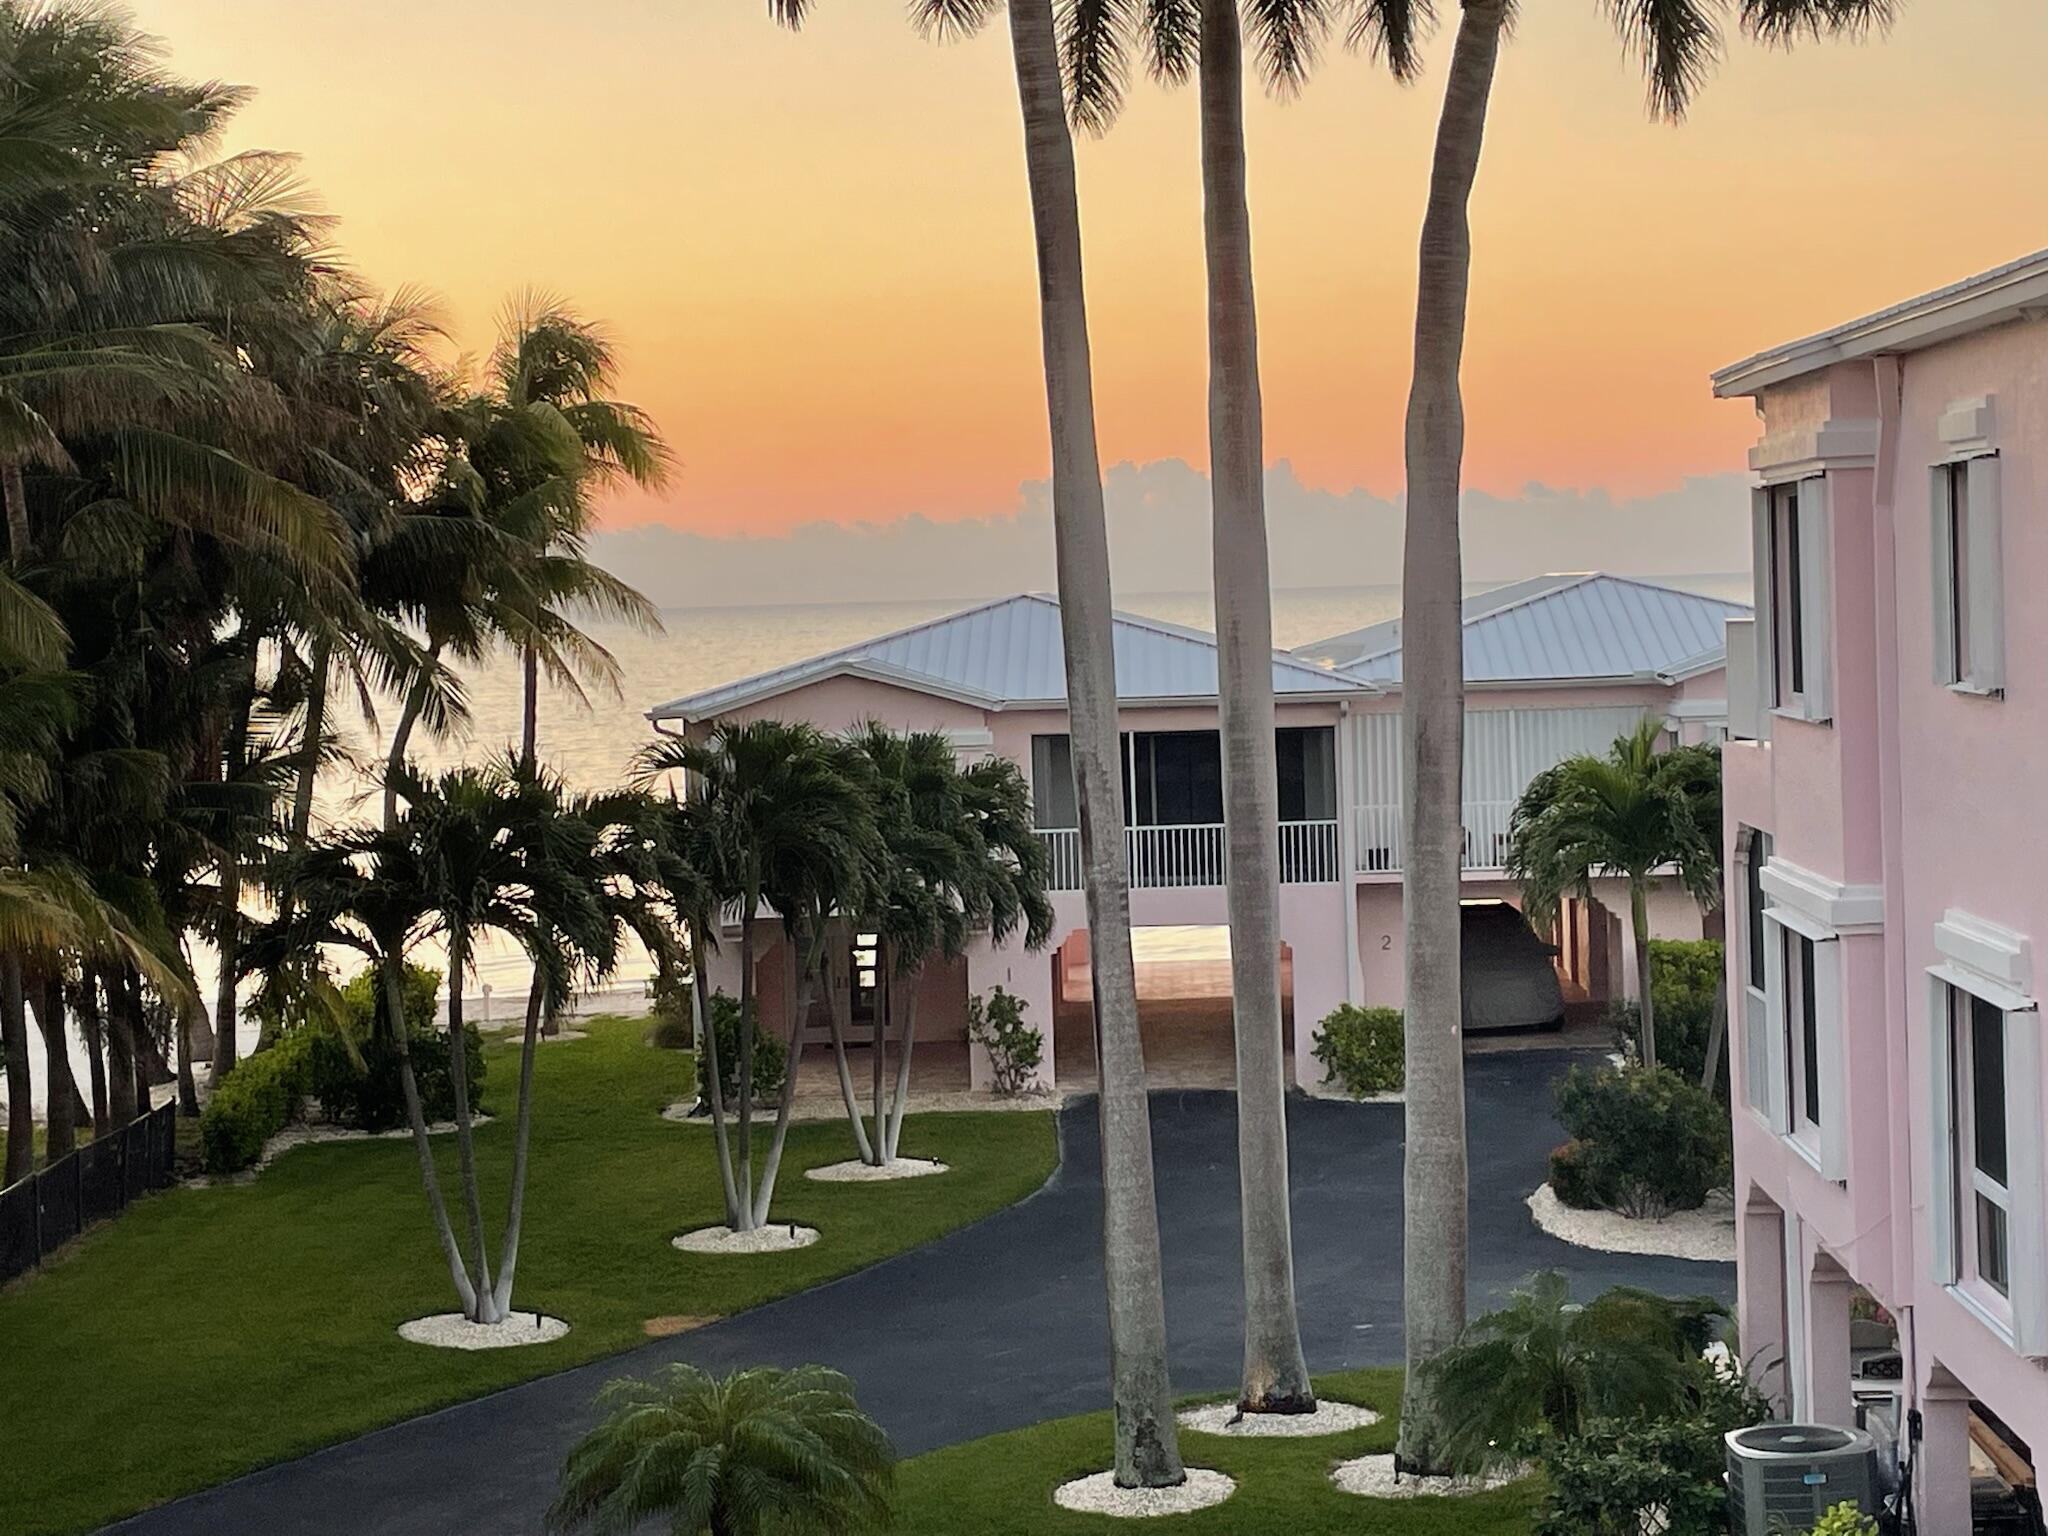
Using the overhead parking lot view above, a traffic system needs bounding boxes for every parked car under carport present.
[1461,899,1566,1033]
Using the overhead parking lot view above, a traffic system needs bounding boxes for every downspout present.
[1868,353,1920,1476]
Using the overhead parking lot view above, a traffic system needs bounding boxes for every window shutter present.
[1815,938,1848,1181]
[2006,1006,2047,1357]
[1928,975,1959,1287]
[1751,487,1775,739]
[1764,918,1791,1135]
[1798,476,1833,722]
[1966,454,2005,693]
[1744,987,1771,1118]
[1931,465,1958,687]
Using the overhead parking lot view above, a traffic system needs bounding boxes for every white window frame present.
[1740,830,1775,1124]
[1930,452,2004,695]
[1751,475,1832,726]
[1763,901,1846,1179]
[1928,910,2047,1358]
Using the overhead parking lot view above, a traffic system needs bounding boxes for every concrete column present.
[1739,1189,1791,1412]
[1804,1253,1856,1428]
[965,931,1057,1092]
[1915,1365,1974,1536]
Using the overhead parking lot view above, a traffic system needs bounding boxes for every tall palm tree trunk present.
[3,955,34,1181]
[3,462,28,563]
[1007,0,1183,1488]
[518,646,559,1038]
[691,927,744,1227]
[100,967,137,1127]
[1395,0,1506,1476]
[291,635,330,846]
[1630,878,1658,1069]
[31,973,75,1163]
[75,976,109,1137]
[442,930,497,1319]
[734,911,758,1231]
[884,965,924,1163]
[211,646,258,1088]
[749,935,818,1226]
[384,641,444,831]
[386,955,481,1319]
[824,986,877,1166]
[1200,0,1312,1417]
[491,951,545,1319]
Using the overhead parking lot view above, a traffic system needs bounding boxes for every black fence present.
[0,1101,177,1284]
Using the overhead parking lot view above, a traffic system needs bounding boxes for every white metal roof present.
[647,593,1373,723]
[1712,247,2048,398]
[1297,573,1751,688]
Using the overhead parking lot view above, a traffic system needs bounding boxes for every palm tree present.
[635,720,881,1232]
[1427,1270,1727,1470]
[1390,0,1893,1473]
[258,759,615,1323]
[1061,0,1428,1420]
[834,725,1053,1167]
[548,1364,894,1536]
[1506,719,1720,1071]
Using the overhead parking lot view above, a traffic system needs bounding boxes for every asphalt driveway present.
[104,1049,1732,1536]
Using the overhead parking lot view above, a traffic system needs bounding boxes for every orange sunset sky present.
[136,1,2048,539]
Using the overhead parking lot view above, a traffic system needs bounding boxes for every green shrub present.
[1532,1357,1769,1536]
[305,965,482,1132]
[648,971,694,1050]
[199,1032,315,1174]
[1311,1004,1403,1096]
[1610,938,1727,1100]
[1806,1503,1879,1536]
[1553,1063,1729,1217]
[694,991,786,1111]
[966,987,1042,1095]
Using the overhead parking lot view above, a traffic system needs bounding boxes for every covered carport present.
[1050,926,1293,1091]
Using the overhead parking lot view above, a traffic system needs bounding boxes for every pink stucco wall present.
[1726,323,2048,1504]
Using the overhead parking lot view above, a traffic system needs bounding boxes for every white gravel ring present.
[397,1312,569,1350]
[672,1224,820,1255]
[1052,1469,1236,1518]
[1177,1399,1380,1437]
[804,1157,949,1183]
[1527,1183,1737,1262]
[1330,1453,1529,1499]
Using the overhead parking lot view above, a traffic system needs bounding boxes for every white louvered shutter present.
[2007,1006,2047,1357]
[1966,454,2005,693]
[1798,476,1832,722]
[1931,465,1959,687]
[1928,975,1959,1286]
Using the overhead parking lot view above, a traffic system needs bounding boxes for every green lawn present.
[0,1017,1057,1536]
[895,1369,1542,1534]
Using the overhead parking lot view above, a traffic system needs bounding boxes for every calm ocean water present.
[24,575,1749,1112]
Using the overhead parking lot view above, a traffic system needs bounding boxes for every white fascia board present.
[1760,857,1884,936]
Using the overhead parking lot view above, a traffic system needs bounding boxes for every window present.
[1030,734,1078,829]
[1952,986,2012,1299]
[1771,483,1806,706]
[1741,831,1774,1120]
[1784,929,1822,1146]
[1276,727,1338,822]
[1931,454,2004,694]
[851,931,882,1025]
[1747,836,1770,994]
[1752,477,1831,723]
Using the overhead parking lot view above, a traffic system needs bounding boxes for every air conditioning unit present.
[1726,1424,1878,1535]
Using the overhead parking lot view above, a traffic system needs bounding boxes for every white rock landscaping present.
[804,1157,948,1183]
[397,1312,569,1350]
[672,1224,820,1255]
[1051,1469,1236,1518]
[1526,1182,1737,1262]
[1330,1453,1528,1499]
[1176,1400,1380,1437]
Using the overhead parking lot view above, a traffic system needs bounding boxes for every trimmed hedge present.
[1551,1063,1729,1217]
[1312,1004,1403,1096]
[199,1032,314,1175]
[1611,939,1726,1100]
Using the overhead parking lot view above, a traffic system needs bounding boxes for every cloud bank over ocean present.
[592,459,1752,609]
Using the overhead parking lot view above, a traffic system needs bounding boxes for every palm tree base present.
[671,1224,819,1255]
[396,1311,570,1350]
[804,1157,947,1183]
[1053,1469,1231,1517]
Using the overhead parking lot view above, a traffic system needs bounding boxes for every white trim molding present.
[1935,908,2033,995]
[1938,394,1998,457]
[1749,418,1881,483]
[1760,858,1885,936]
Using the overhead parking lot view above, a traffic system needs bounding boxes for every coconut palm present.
[1391,0,1893,1472]
[635,720,882,1232]
[548,1364,895,1536]
[1506,718,1720,1071]
[833,725,1053,1167]
[1061,0,1429,1419]
[1427,1270,1728,1470]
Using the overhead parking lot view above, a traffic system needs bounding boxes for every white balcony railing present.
[1037,820,1342,892]
[1352,803,1515,876]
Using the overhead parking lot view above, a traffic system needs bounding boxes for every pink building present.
[1715,251,2048,1527]
[648,573,1736,1095]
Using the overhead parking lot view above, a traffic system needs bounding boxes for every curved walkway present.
[104,1050,1730,1535]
